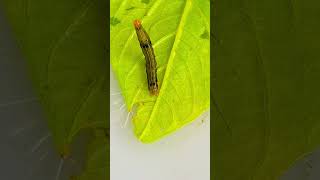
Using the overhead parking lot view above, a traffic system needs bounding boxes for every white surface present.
[110,69,210,180]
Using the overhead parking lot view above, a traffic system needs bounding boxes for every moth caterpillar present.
[133,19,159,96]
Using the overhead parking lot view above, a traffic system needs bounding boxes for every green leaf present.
[1,0,107,158]
[110,0,210,143]
[213,0,320,179]
[72,130,107,180]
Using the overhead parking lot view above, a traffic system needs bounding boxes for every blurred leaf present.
[73,130,107,180]
[1,0,107,160]
[1,0,108,179]
[110,0,210,143]
[212,0,320,179]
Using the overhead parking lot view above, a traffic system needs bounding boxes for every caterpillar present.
[133,19,159,96]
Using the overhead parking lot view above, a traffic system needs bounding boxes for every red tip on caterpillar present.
[133,19,142,29]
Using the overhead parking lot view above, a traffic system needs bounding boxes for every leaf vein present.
[46,0,92,85]
[139,0,193,140]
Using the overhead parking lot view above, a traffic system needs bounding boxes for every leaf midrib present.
[139,0,193,140]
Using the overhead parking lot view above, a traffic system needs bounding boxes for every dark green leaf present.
[1,1,108,179]
[213,0,320,179]
[72,130,107,180]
